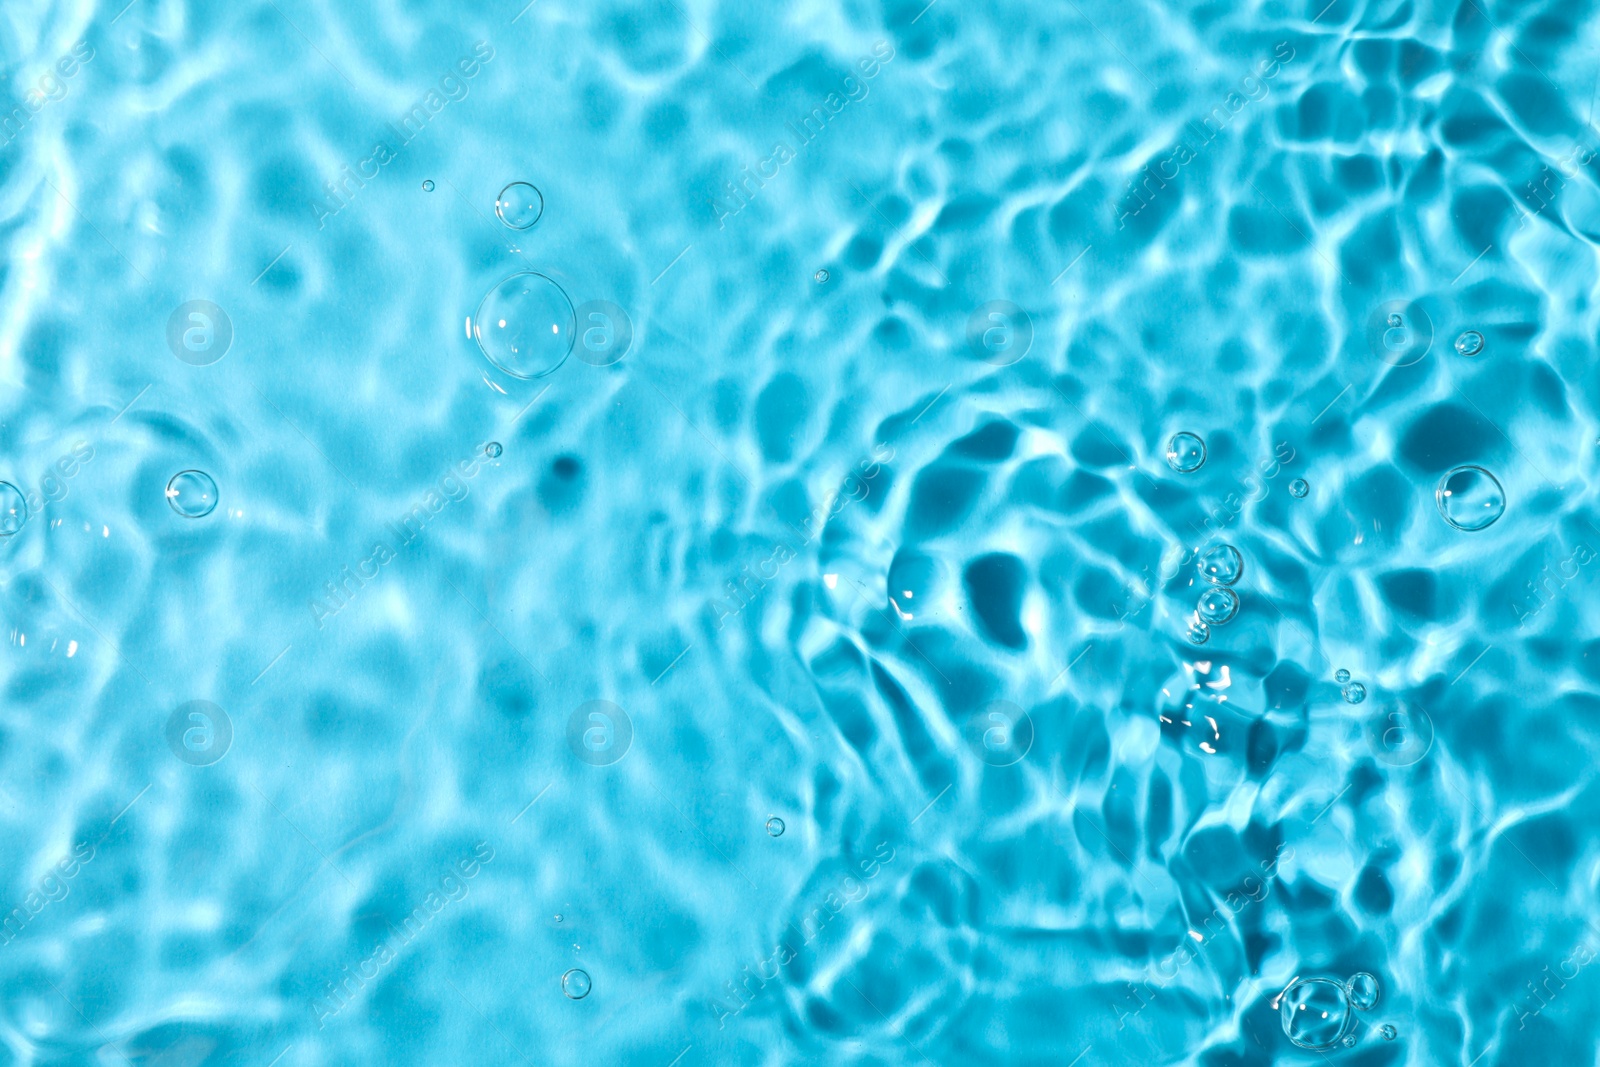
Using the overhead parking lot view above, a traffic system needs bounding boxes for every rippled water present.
[3,1,1599,1064]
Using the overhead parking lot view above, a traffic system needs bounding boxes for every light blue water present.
[3,1,1599,1064]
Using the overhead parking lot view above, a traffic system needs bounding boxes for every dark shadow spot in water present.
[755,372,810,462]
[906,464,985,539]
[1378,568,1443,622]
[1397,403,1499,471]
[948,420,1018,462]
[1355,863,1394,914]
[963,553,1027,650]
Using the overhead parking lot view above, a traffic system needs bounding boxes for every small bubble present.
[1165,432,1206,473]
[554,914,563,922]
[1436,465,1505,531]
[1197,586,1239,625]
[1454,330,1485,357]
[1381,1024,1397,1040]
[485,442,504,459]
[1288,478,1309,498]
[561,968,592,1000]
[1386,313,1402,328]
[422,179,435,192]
[0,482,26,536]
[166,470,218,518]
[1345,972,1380,1010]
[1187,618,1211,645]
[765,816,785,837]
[1342,1035,1357,1048]
[1198,544,1243,586]
[1343,682,1367,704]
[1335,668,1351,684]
[495,181,544,229]
[814,268,830,284]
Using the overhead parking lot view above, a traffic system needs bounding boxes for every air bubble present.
[765,817,785,837]
[495,182,544,229]
[166,470,218,518]
[1288,478,1309,498]
[1345,972,1380,1010]
[1280,977,1354,1050]
[1343,682,1366,704]
[1187,618,1211,645]
[1197,586,1239,625]
[1198,544,1243,586]
[1335,669,1350,684]
[1454,330,1485,357]
[814,269,830,284]
[421,179,435,192]
[1381,1024,1397,1040]
[1386,313,1402,328]
[473,270,575,379]
[0,482,26,536]
[1436,466,1505,531]
[485,442,504,459]
[1341,1035,1357,1048]
[561,968,591,999]
[1165,432,1206,473]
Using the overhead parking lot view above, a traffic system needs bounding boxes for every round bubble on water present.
[473,271,575,379]
[485,442,503,459]
[814,269,830,284]
[1454,330,1485,357]
[495,181,544,229]
[1165,432,1206,473]
[1343,682,1366,704]
[1345,972,1380,1010]
[1289,478,1309,498]
[1198,544,1243,586]
[1280,977,1354,1050]
[765,817,785,837]
[0,482,26,536]
[421,179,435,192]
[1386,313,1402,328]
[1436,466,1505,531]
[1186,618,1210,645]
[561,968,591,999]
[166,470,218,518]
[1335,668,1351,684]
[1197,586,1239,625]
[1381,1024,1397,1040]
[1342,1035,1357,1048]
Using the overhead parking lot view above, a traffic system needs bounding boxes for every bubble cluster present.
[166,470,218,518]
[1454,330,1485,356]
[1288,478,1309,498]
[495,181,544,229]
[1279,973,1382,1050]
[765,816,785,837]
[1165,432,1206,473]
[1436,465,1505,531]
[561,968,592,999]
[1198,543,1242,585]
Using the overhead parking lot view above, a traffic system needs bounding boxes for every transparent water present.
[2,1,1598,1065]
